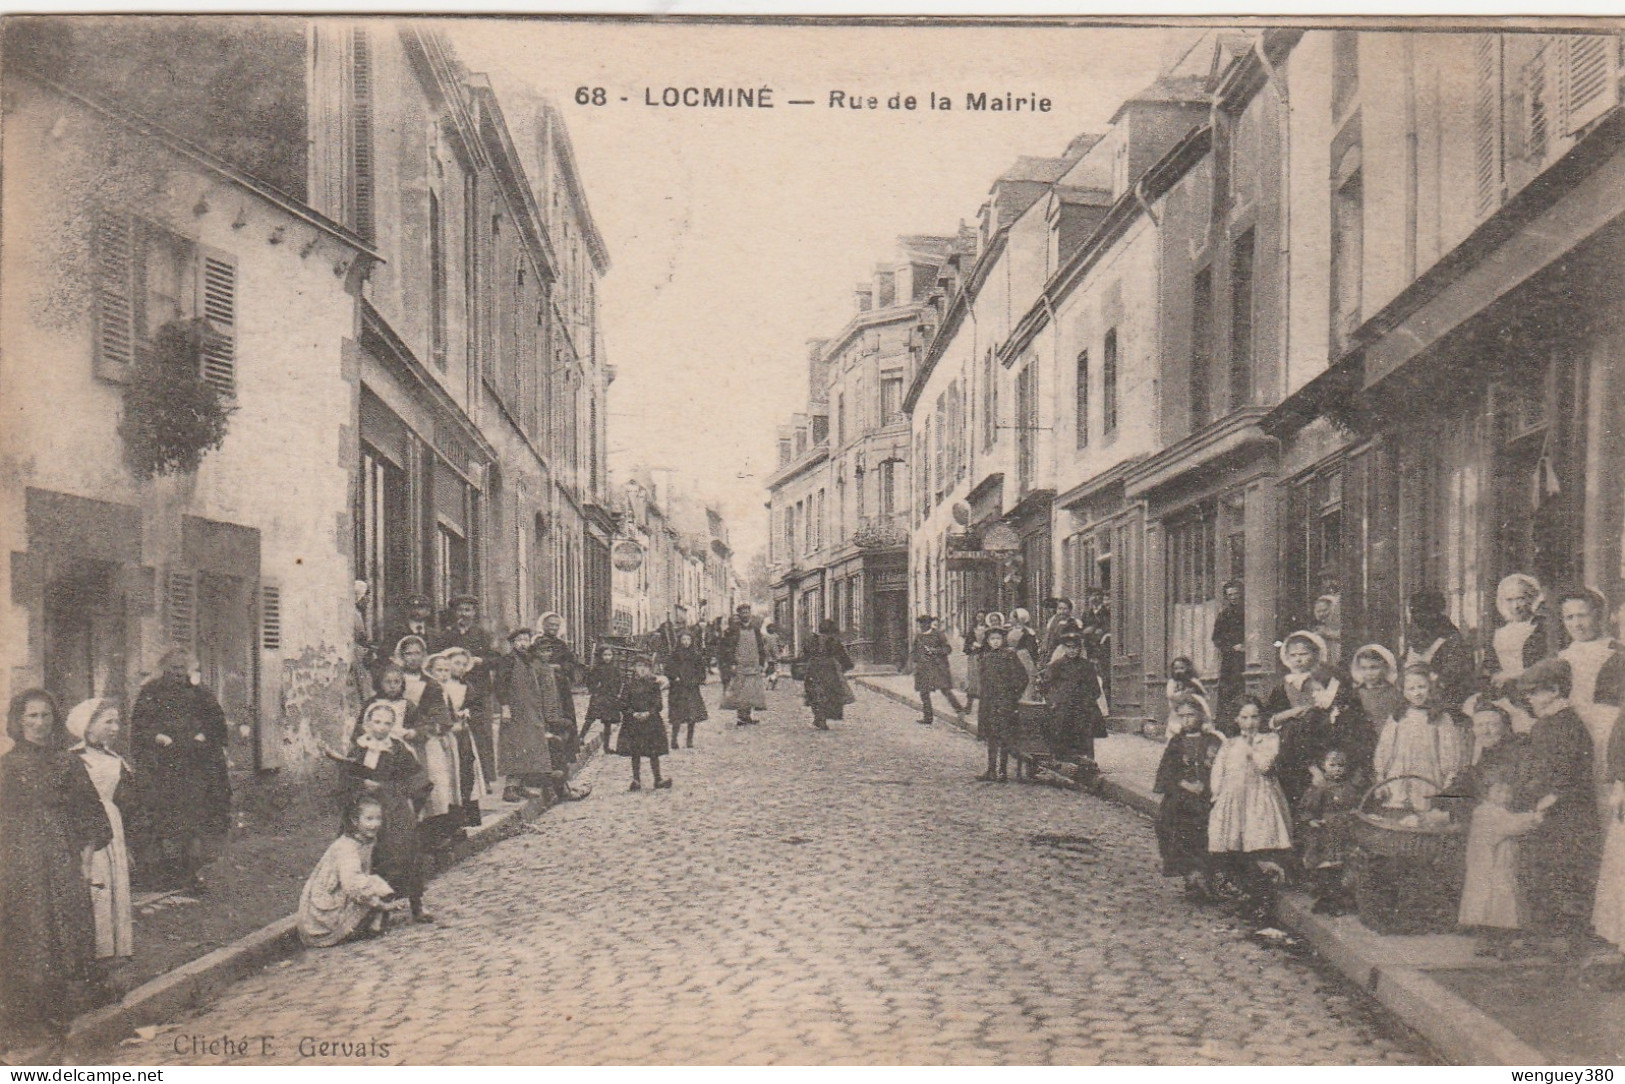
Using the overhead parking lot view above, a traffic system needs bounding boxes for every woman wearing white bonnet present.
[66,698,136,964]
[1489,573,1547,689]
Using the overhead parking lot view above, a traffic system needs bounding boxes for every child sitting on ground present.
[1297,748,1363,915]
[297,794,408,947]
[1459,761,1550,958]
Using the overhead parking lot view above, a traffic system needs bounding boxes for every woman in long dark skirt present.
[336,702,434,923]
[1154,694,1222,899]
[1041,632,1106,763]
[666,631,710,747]
[1,689,112,1046]
[617,658,671,791]
[803,619,855,731]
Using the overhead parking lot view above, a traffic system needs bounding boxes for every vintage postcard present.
[2,11,1624,1069]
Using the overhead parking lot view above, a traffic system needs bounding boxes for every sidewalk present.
[853,673,1625,1066]
[3,740,601,1066]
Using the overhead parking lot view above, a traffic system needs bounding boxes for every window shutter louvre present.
[1560,33,1617,135]
[1473,34,1504,219]
[198,250,237,396]
[350,29,376,244]
[1525,42,1550,162]
[95,210,137,381]
[260,585,282,651]
[165,569,197,651]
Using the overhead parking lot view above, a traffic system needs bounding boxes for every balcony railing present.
[851,513,908,549]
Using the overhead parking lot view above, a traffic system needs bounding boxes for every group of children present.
[299,628,720,947]
[970,614,1108,784]
[1153,609,1625,973]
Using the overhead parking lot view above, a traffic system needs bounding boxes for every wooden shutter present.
[350,28,377,244]
[260,584,283,651]
[165,569,198,651]
[1473,34,1504,220]
[1560,33,1618,136]
[94,210,137,381]
[1524,41,1551,162]
[198,249,237,396]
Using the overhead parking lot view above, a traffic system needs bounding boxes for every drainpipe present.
[1253,36,1293,406]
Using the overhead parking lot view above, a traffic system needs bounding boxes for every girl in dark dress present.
[335,702,434,924]
[616,658,671,791]
[585,647,625,754]
[1041,633,1106,762]
[1,689,112,1046]
[1153,694,1222,898]
[666,631,711,747]
[802,619,854,731]
[1513,659,1601,947]
[976,628,1029,783]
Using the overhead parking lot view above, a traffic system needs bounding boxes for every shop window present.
[1166,508,1218,677]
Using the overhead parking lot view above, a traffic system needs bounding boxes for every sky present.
[450,18,1197,563]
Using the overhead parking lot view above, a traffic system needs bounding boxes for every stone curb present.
[852,675,1544,1066]
[19,747,599,1065]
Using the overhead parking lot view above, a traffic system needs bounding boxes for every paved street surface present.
[113,683,1434,1066]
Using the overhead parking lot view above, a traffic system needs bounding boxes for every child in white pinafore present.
[1374,666,1471,810]
[1459,763,1548,956]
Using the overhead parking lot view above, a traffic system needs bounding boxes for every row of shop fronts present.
[905,28,1625,726]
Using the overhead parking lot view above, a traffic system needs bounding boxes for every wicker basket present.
[1351,774,1467,934]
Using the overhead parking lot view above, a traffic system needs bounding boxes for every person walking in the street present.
[532,613,584,768]
[1041,632,1106,763]
[1513,659,1601,950]
[65,699,136,978]
[497,627,552,803]
[802,618,854,731]
[666,629,710,747]
[332,701,433,924]
[1211,581,1246,721]
[0,689,111,1046]
[976,627,1027,782]
[762,622,783,691]
[718,604,769,726]
[296,793,406,948]
[585,646,625,754]
[128,648,231,892]
[1153,694,1222,899]
[911,615,966,727]
[618,657,672,791]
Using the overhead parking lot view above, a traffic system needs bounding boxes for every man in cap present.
[378,593,437,664]
[911,614,967,727]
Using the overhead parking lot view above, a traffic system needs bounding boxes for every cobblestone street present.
[114,683,1435,1066]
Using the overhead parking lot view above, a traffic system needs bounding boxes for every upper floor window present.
[1190,266,1213,429]
[881,374,904,422]
[982,348,998,451]
[1332,30,1359,121]
[1229,230,1255,410]
[95,211,238,397]
[1074,348,1090,450]
[429,189,447,370]
[1330,151,1364,349]
[1102,328,1119,438]
[349,29,376,245]
[836,393,846,446]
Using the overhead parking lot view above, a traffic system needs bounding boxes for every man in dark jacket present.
[432,593,496,784]
[379,594,437,664]
[129,649,231,890]
[1211,581,1246,720]
[911,615,966,727]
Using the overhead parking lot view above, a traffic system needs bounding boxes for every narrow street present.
[111,683,1433,1066]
